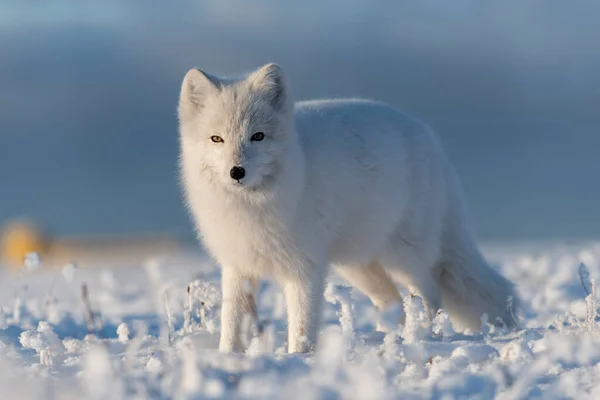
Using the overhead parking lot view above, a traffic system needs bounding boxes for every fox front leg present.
[219,268,258,353]
[283,266,327,353]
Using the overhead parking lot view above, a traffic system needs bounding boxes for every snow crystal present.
[324,283,355,348]
[19,321,65,366]
[432,309,455,340]
[23,252,41,272]
[402,294,431,344]
[116,322,130,343]
[145,355,164,376]
[500,338,534,362]
[61,263,77,283]
[19,330,51,363]
[450,344,498,364]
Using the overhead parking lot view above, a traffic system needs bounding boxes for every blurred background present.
[1,0,599,268]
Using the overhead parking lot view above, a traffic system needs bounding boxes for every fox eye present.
[210,136,224,143]
[250,132,265,141]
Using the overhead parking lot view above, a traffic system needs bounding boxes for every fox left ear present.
[248,63,289,109]
[179,68,220,120]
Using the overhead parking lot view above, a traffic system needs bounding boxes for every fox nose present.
[230,166,245,181]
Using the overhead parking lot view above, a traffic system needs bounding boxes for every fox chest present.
[194,201,297,276]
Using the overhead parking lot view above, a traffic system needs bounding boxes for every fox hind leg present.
[335,260,405,331]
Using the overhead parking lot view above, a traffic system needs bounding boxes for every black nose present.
[230,166,245,180]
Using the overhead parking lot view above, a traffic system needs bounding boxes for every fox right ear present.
[179,69,219,119]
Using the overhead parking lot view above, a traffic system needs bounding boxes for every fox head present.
[178,63,295,192]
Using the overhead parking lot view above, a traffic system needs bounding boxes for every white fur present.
[178,63,519,353]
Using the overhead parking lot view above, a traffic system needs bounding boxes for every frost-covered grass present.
[2,240,600,399]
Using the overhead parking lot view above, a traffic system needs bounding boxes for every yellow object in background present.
[0,221,48,270]
[0,219,184,271]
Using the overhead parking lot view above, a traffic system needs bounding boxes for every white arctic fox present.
[178,63,519,353]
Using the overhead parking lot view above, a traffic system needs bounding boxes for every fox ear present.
[179,68,219,119]
[248,63,289,109]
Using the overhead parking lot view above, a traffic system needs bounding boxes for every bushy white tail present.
[436,246,519,331]
[436,166,520,331]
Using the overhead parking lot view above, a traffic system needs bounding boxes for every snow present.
[432,310,455,340]
[117,322,130,343]
[23,252,42,273]
[1,240,600,399]
[402,294,431,345]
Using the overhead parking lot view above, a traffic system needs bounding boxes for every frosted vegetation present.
[1,241,600,399]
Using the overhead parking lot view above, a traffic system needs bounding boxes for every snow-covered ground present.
[1,240,600,399]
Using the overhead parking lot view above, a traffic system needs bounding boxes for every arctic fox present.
[178,63,519,353]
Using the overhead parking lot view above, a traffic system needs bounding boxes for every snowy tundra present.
[178,63,518,353]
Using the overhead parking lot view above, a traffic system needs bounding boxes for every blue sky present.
[1,1,599,240]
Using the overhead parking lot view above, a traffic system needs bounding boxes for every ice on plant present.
[402,294,431,344]
[61,263,77,283]
[19,322,65,366]
[432,309,455,339]
[325,283,355,347]
[23,252,41,272]
[116,322,130,343]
